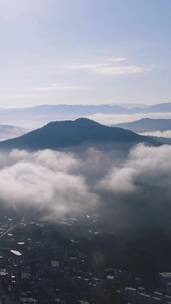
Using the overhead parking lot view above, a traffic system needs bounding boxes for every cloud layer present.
[0,144,171,231]
[140,130,171,138]
[0,149,97,219]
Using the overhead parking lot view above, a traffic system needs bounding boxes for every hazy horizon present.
[0,101,170,110]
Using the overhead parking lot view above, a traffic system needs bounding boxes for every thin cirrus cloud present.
[32,83,84,92]
[106,57,127,63]
[64,57,149,76]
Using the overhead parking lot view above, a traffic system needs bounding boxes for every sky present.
[0,0,171,107]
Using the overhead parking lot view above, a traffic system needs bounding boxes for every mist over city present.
[0,1,171,303]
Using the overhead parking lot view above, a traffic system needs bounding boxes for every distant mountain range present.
[0,102,170,128]
[140,102,171,113]
[0,125,27,140]
[115,118,171,133]
[0,118,155,151]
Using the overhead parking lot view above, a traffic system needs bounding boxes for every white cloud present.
[0,149,97,219]
[0,145,171,230]
[100,144,171,193]
[106,57,127,63]
[65,57,148,76]
[140,130,171,138]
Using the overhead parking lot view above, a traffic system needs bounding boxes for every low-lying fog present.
[0,144,170,232]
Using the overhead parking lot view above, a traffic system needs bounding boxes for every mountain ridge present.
[0,118,155,151]
[0,103,170,128]
[115,118,171,133]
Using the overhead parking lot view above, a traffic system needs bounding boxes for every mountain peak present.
[45,118,101,129]
[74,117,100,126]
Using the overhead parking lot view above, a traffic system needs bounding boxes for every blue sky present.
[0,0,171,107]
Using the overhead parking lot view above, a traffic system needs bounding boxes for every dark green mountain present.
[0,118,155,151]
